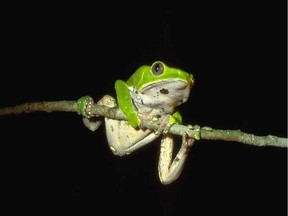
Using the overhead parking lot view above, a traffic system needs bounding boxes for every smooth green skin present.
[115,61,192,128]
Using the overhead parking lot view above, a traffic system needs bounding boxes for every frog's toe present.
[154,115,172,135]
[182,133,195,148]
[83,116,102,131]
[97,95,117,108]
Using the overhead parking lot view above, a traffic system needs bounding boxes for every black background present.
[1,1,287,215]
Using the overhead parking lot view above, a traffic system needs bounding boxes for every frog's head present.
[127,61,194,109]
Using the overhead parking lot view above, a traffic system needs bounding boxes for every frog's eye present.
[151,62,164,76]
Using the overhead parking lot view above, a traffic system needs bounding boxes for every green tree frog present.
[77,61,195,185]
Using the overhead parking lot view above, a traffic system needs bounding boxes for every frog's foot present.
[78,95,117,132]
[154,114,176,135]
[82,117,102,131]
[97,95,117,108]
[77,96,100,131]
[182,132,195,148]
[76,96,95,118]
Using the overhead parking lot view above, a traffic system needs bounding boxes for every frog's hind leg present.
[105,118,160,156]
[158,133,195,185]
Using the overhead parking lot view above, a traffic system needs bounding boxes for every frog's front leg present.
[77,95,112,132]
[77,95,161,156]
[158,133,195,185]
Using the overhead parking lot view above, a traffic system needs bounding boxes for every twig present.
[0,100,287,148]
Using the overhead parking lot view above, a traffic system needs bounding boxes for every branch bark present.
[0,100,287,148]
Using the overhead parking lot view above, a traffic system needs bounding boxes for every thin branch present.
[0,101,76,114]
[0,100,287,148]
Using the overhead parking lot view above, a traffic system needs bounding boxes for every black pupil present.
[155,63,161,71]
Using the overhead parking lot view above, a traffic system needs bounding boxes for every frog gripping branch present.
[79,61,197,184]
[0,61,287,185]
